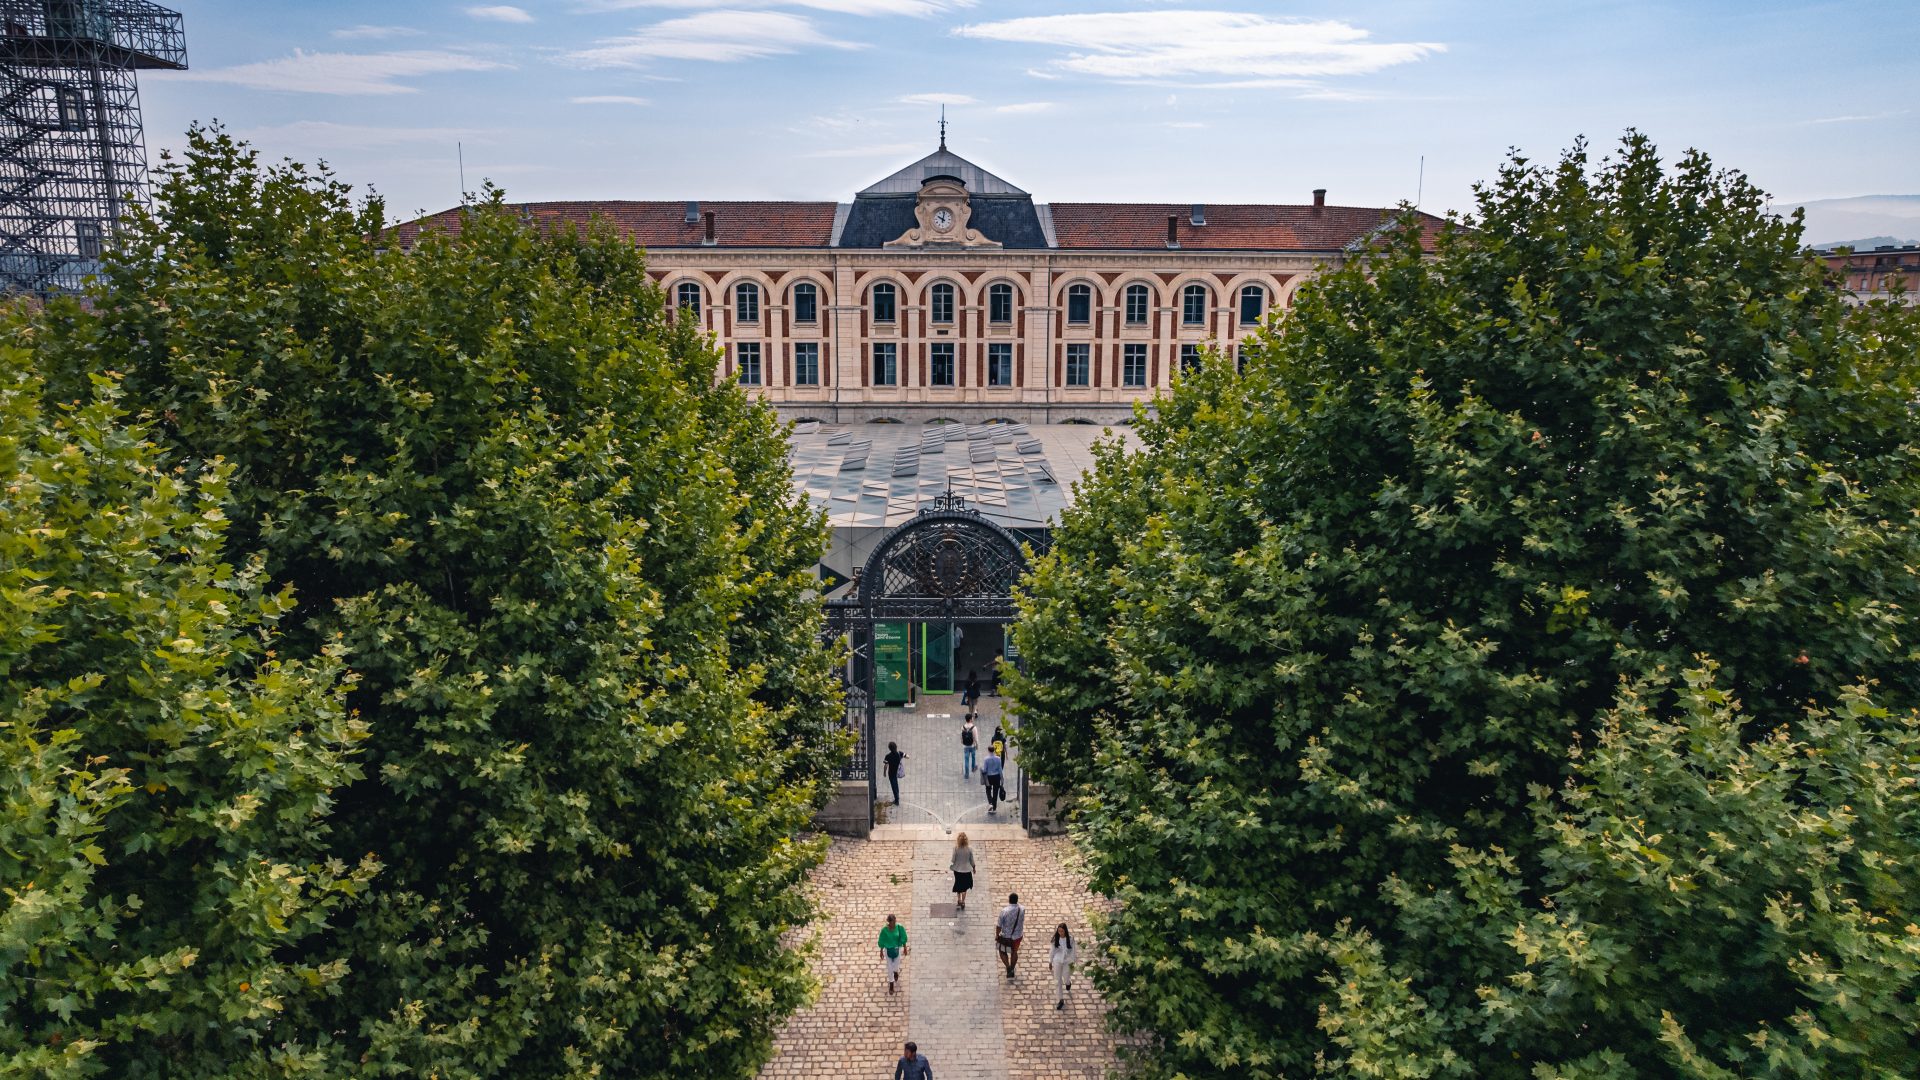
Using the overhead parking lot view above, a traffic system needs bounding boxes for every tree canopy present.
[1008,134,1920,1077]
[19,126,843,1078]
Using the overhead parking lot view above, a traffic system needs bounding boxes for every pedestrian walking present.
[951,832,975,910]
[960,713,978,778]
[981,747,1003,813]
[963,669,981,708]
[883,741,907,806]
[894,1041,933,1080]
[995,892,1026,979]
[878,914,908,996]
[1049,923,1077,1009]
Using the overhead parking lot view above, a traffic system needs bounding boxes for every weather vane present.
[939,105,947,150]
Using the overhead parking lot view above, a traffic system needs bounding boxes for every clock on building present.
[933,207,954,231]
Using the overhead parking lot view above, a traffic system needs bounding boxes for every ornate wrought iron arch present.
[820,493,1033,804]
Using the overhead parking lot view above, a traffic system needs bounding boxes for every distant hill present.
[1780,194,1920,248]
[1815,235,1914,252]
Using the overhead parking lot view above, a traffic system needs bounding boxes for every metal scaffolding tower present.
[0,0,184,297]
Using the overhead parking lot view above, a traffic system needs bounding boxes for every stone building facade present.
[397,143,1440,425]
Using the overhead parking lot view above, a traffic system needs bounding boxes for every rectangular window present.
[1239,287,1264,326]
[1180,344,1201,376]
[872,343,898,386]
[989,286,1013,324]
[930,286,954,324]
[793,342,820,386]
[793,285,818,323]
[987,343,1013,387]
[1125,288,1149,325]
[736,285,760,323]
[1183,287,1207,326]
[74,220,102,260]
[930,342,956,387]
[873,286,897,323]
[57,87,86,131]
[1067,287,1091,325]
[1065,344,1090,387]
[735,342,762,386]
[1123,343,1147,388]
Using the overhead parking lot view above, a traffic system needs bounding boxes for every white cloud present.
[900,92,977,106]
[1798,110,1907,125]
[571,94,652,105]
[954,12,1441,83]
[567,11,862,66]
[467,5,535,23]
[1165,120,1208,129]
[994,101,1053,114]
[178,50,509,95]
[804,141,922,159]
[583,0,972,15]
[331,25,421,40]
[235,120,497,150]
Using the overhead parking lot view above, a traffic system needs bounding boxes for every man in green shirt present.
[878,914,908,995]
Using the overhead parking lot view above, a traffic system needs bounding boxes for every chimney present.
[684,200,699,224]
[1190,203,1206,226]
[1166,214,1180,249]
[703,210,716,246]
[1312,188,1326,217]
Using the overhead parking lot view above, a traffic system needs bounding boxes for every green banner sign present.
[874,622,910,703]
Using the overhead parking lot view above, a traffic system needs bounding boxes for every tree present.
[29,126,843,1078]
[0,335,370,1077]
[1007,134,1920,1076]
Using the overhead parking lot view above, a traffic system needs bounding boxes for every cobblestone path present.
[758,832,1126,1080]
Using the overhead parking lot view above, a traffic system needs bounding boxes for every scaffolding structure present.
[0,0,184,296]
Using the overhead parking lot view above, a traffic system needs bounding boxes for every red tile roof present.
[384,200,840,249]
[1047,203,1443,252]
[385,199,1442,253]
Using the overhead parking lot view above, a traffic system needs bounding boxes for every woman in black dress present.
[950,832,975,910]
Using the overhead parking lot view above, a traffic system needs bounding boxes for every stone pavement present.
[875,694,1020,828]
[757,831,1126,1080]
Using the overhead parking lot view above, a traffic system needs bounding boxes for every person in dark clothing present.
[962,669,981,708]
[895,1041,933,1080]
[883,741,907,806]
[981,748,1003,813]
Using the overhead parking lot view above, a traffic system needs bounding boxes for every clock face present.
[932,207,954,231]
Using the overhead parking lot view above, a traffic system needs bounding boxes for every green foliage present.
[1008,134,1920,1076]
[0,336,369,1076]
[27,125,843,1078]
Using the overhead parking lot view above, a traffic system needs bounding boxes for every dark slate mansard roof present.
[387,146,1442,253]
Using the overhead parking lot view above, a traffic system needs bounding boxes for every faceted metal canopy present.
[857,147,1029,197]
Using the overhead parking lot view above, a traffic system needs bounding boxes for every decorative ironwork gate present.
[820,493,1032,821]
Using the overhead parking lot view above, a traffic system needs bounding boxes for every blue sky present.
[141,1,1918,226]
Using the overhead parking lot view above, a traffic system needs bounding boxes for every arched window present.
[792,282,818,324]
[1066,282,1092,326]
[988,282,1014,324]
[871,282,897,322]
[675,282,702,317]
[930,282,955,324]
[1182,283,1209,326]
[1238,284,1266,327]
[1124,283,1151,326]
[735,281,760,323]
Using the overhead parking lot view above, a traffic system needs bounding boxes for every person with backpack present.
[1049,922,1078,1009]
[878,914,908,996]
[995,893,1026,979]
[960,713,978,778]
[981,746,1003,813]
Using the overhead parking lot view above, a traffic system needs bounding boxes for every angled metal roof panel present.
[857,147,1029,196]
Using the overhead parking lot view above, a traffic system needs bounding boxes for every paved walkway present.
[876,695,1020,828]
[758,831,1125,1080]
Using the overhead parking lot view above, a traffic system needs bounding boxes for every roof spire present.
[939,105,947,150]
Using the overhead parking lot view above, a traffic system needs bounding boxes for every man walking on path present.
[981,747,1004,813]
[878,914,908,996]
[894,1041,933,1080]
[883,741,907,807]
[996,893,1026,979]
[960,714,978,778]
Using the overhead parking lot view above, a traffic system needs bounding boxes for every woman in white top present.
[950,832,975,911]
[1049,922,1077,1009]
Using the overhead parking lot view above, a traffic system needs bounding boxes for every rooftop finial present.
[939,105,947,150]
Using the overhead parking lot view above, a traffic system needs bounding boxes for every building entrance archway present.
[823,493,1033,829]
